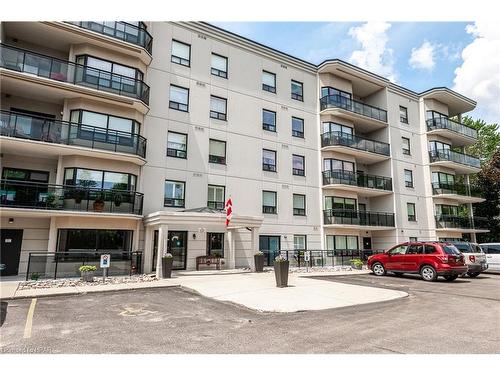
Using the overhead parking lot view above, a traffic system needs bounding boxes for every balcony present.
[0,44,150,105]
[427,115,477,146]
[322,170,392,197]
[323,209,395,229]
[0,110,147,161]
[0,179,143,215]
[319,95,387,131]
[432,181,485,204]
[66,22,153,54]
[435,215,489,233]
[321,131,390,163]
[428,150,481,173]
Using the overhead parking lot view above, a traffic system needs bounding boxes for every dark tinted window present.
[471,244,484,253]
[453,243,471,252]
[407,245,423,254]
[483,245,500,254]
[442,245,461,255]
[424,245,438,254]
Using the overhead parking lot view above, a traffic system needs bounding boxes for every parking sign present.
[100,254,110,268]
[304,251,310,262]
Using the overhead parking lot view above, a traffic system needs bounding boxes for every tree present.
[459,116,500,163]
[474,147,500,243]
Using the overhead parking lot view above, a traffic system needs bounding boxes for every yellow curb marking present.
[23,298,37,339]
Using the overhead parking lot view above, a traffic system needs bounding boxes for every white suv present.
[451,242,488,277]
[479,243,500,272]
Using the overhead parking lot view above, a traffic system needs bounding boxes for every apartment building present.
[0,21,487,277]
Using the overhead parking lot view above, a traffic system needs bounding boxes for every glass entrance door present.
[168,231,187,270]
[259,235,281,266]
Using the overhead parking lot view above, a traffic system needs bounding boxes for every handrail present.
[0,110,146,158]
[0,44,150,104]
[428,149,480,168]
[426,112,477,139]
[321,131,390,156]
[323,209,395,226]
[431,181,483,198]
[322,170,392,191]
[320,94,387,122]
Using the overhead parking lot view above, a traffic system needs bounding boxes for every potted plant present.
[161,253,174,278]
[254,251,265,272]
[350,258,364,270]
[45,192,57,208]
[93,193,105,212]
[274,254,289,288]
[73,188,85,204]
[79,265,97,282]
[113,192,123,207]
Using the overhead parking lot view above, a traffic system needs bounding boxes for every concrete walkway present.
[0,269,407,312]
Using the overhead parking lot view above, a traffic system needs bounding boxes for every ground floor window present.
[207,233,224,257]
[294,235,306,250]
[57,229,133,253]
[326,235,358,251]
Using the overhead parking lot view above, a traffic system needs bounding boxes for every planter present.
[93,201,105,212]
[274,260,289,287]
[352,264,363,270]
[161,257,173,278]
[254,254,265,272]
[81,271,94,282]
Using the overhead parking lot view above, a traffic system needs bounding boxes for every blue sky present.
[213,22,499,123]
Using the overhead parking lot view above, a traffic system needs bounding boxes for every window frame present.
[399,106,409,124]
[404,169,414,188]
[402,137,411,155]
[63,167,137,191]
[207,184,225,211]
[293,234,307,250]
[262,109,277,132]
[291,80,304,101]
[164,179,186,208]
[407,202,416,221]
[292,154,305,176]
[293,193,306,216]
[262,190,277,214]
[208,139,227,165]
[262,149,277,172]
[169,84,190,112]
[291,117,304,138]
[206,232,225,257]
[211,53,228,78]
[209,95,227,121]
[166,131,188,159]
[171,39,191,67]
[262,70,276,93]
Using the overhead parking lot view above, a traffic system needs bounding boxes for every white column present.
[250,227,259,269]
[47,217,57,252]
[227,229,236,269]
[55,155,64,185]
[143,226,153,274]
[155,224,168,278]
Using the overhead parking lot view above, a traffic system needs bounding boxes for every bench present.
[196,256,224,271]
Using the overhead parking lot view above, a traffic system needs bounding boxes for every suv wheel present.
[444,275,458,281]
[467,272,480,278]
[420,265,437,282]
[372,262,386,276]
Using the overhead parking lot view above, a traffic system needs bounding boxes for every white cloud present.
[347,22,397,82]
[409,41,436,70]
[453,21,500,123]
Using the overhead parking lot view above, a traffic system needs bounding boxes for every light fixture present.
[8,218,14,224]
[192,233,197,240]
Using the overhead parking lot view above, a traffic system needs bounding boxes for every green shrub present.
[79,265,97,273]
[30,272,40,281]
[350,258,364,268]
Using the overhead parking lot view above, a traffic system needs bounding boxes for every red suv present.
[367,242,467,282]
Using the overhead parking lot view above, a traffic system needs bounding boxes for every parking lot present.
[1,272,499,354]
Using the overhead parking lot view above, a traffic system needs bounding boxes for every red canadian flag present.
[225,197,233,226]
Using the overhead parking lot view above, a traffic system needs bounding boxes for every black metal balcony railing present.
[207,201,225,210]
[322,170,393,191]
[293,207,306,216]
[320,95,388,123]
[435,215,488,230]
[263,163,276,172]
[164,198,184,208]
[263,205,277,214]
[426,115,477,140]
[67,22,153,54]
[429,150,480,169]
[26,251,143,281]
[0,179,143,215]
[432,182,483,198]
[0,110,146,158]
[292,168,305,176]
[0,44,150,105]
[323,209,395,227]
[166,143,187,159]
[209,155,226,164]
[261,249,386,267]
[321,131,390,156]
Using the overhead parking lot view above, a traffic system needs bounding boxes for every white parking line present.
[23,298,37,339]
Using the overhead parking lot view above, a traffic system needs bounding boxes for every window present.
[292,154,305,176]
[407,203,416,221]
[70,109,140,136]
[404,169,414,188]
[321,86,352,100]
[432,172,455,187]
[207,185,225,210]
[326,235,358,251]
[262,191,277,214]
[400,106,408,124]
[171,40,190,66]
[435,204,459,216]
[262,149,276,172]
[207,233,224,257]
[262,71,276,93]
[293,194,306,216]
[325,196,356,211]
[57,229,133,253]
[164,180,185,207]
[388,245,408,255]
[402,137,411,155]
[209,139,226,164]
[167,131,187,158]
[2,167,49,183]
[211,53,227,78]
[407,244,423,254]
[292,117,304,138]
[64,168,136,191]
[210,96,227,121]
[262,109,276,132]
[169,85,189,112]
[291,80,303,101]
[294,235,306,250]
[322,122,353,135]
[409,237,418,242]
[424,245,438,254]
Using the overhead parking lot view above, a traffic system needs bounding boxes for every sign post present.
[100,254,110,281]
[304,251,310,272]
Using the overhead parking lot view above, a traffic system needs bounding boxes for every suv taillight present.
[438,255,449,263]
